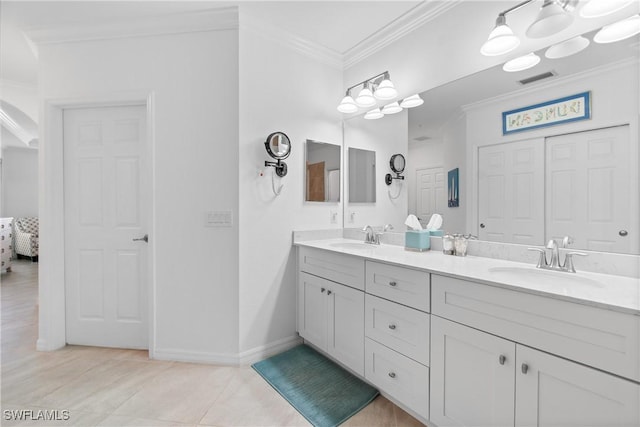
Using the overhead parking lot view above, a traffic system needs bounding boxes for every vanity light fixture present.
[337,71,398,113]
[480,13,521,56]
[355,82,376,107]
[579,0,636,18]
[481,0,580,56]
[400,94,424,108]
[364,108,384,120]
[526,0,575,38]
[381,102,403,115]
[503,52,541,72]
[594,14,640,43]
[545,35,590,58]
[337,91,358,113]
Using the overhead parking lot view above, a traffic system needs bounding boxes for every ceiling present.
[0,0,422,85]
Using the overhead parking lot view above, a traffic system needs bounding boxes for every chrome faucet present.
[528,236,587,273]
[362,225,376,244]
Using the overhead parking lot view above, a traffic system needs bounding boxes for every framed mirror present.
[305,140,341,202]
[348,147,376,203]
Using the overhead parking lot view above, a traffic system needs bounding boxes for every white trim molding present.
[344,0,462,69]
[238,335,303,366]
[24,7,239,52]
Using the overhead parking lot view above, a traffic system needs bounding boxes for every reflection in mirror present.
[349,147,376,203]
[265,131,291,159]
[305,140,340,203]
[407,32,639,254]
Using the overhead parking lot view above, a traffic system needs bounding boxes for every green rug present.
[252,345,379,427]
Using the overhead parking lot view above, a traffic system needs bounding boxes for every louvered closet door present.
[64,105,149,349]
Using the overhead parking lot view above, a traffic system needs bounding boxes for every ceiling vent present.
[518,71,557,85]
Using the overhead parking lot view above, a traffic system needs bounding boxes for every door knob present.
[499,355,506,365]
[133,234,148,243]
[480,223,486,229]
[327,290,332,295]
[521,363,529,374]
[619,230,628,237]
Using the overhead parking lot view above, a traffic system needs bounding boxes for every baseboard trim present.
[36,338,65,352]
[238,335,303,366]
[152,335,302,366]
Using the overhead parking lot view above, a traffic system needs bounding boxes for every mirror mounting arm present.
[264,160,288,177]
[385,173,405,186]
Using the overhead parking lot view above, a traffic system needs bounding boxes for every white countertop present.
[295,238,640,315]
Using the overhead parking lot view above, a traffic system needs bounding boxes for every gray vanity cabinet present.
[297,248,365,376]
[430,274,640,427]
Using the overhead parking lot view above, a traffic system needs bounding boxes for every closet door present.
[546,125,636,254]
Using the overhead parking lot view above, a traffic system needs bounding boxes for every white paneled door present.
[546,125,636,254]
[416,167,445,228]
[478,139,544,245]
[64,105,148,349]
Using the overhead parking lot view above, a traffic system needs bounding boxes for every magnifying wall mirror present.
[264,131,291,177]
[385,153,406,185]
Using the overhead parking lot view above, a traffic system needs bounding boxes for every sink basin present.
[488,266,603,288]
[328,242,378,251]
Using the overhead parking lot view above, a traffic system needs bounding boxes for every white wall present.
[0,80,38,123]
[464,60,639,236]
[237,18,343,355]
[38,20,241,358]
[343,111,408,230]
[441,113,467,234]
[1,147,38,217]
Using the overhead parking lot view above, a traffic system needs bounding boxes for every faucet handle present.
[563,251,588,273]
[527,247,547,268]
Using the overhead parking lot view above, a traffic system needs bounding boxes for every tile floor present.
[1,260,425,427]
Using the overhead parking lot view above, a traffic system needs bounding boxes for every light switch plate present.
[205,211,233,227]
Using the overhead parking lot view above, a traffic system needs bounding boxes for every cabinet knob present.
[521,363,529,374]
[321,288,326,293]
[388,372,396,379]
[389,281,397,287]
[388,324,396,330]
[499,355,506,365]
[327,290,332,295]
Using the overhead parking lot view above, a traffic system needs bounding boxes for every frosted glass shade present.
[503,53,541,72]
[481,23,520,56]
[364,108,384,120]
[381,102,403,115]
[545,35,590,58]
[337,95,358,113]
[580,0,635,18]
[400,94,424,108]
[526,1,574,38]
[374,79,398,100]
[594,15,640,43]
[355,87,376,107]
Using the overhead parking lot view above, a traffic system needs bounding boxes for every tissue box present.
[405,230,431,251]
[429,230,444,237]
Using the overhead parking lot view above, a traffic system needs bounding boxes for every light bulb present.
[580,0,635,18]
[526,0,574,39]
[594,14,640,44]
[400,94,424,108]
[481,15,520,56]
[545,36,590,59]
[381,102,403,115]
[374,79,398,100]
[502,53,541,72]
[337,95,358,113]
[355,85,376,108]
[364,108,384,120]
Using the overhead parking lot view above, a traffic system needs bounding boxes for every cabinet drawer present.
[298,247,364,290]
[432,274,640,383]
[365,294,429,366]
[365,261,430,312]
[365,338,429,420]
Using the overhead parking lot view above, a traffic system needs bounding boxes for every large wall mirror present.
[348,147,376,203]
[406,29,639,255]
[305,139,341,203]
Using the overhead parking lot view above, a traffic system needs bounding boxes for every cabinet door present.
[431,316,516,427]
[298,272,328,350]
[328,281,365,376]
[516,345,640,427]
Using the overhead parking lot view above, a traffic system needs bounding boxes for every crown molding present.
[24,7,239,49]
[239,13,343,70]
[461,57,639,113]
[344,0,463,69]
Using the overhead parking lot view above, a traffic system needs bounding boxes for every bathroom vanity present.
[295,237,640,427]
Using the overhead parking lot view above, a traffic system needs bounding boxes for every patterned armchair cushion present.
[15,217,39,258]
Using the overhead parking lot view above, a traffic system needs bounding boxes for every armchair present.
[15,217,38,262]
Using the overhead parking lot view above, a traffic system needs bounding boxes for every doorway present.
[63,105,149,349]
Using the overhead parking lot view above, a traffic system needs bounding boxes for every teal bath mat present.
[252,345,379,427]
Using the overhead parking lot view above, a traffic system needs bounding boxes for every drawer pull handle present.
[388,324,396,330]
[521,363,529,374]
[388,372,396,379]
[321,288,326,293]
[389,281,397,287]
[327,290,332,295]
[499,355,506,365]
